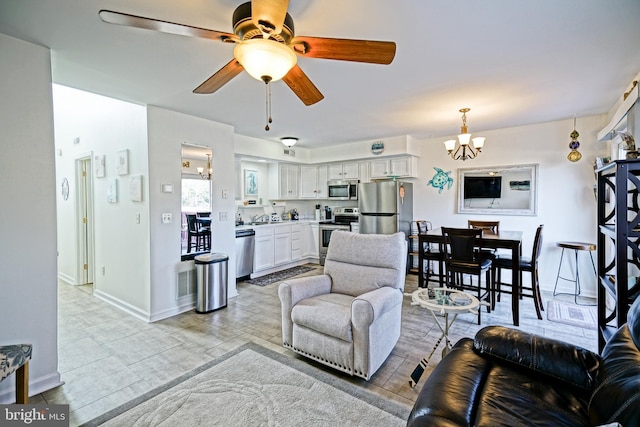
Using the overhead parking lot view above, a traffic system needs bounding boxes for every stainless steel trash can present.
[195,253,228,313]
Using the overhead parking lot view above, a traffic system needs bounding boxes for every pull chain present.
[263,77,273,131]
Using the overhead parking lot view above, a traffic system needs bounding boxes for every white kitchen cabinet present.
[327,162,359,180]
[369,156,417,179]
[358,161,370,183]
[253,226,275,272]
[299,165,326,199]
[291,224,302,260]
[269,163,300,199]
[274,225,292,265]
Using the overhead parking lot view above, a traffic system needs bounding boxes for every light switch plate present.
[162,213,172,223]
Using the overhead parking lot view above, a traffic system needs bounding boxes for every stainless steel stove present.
[319,207,359,265]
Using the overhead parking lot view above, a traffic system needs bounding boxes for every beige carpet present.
[81,343,409,426]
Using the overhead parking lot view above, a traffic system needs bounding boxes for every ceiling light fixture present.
[280,137,298,147]
[197,154,212,180]
[234,39,297,83]
[443,108,485,161]
[234,39,298,132]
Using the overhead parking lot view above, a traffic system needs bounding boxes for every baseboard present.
[57,272,76,286]
[92,289,151,322]
[0,371,63,404]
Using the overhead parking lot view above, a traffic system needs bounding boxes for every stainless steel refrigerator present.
[358,181,413,235]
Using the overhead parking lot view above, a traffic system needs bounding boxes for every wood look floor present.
[32,267,597,426]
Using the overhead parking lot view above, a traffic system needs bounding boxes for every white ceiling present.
[2,0,640,148]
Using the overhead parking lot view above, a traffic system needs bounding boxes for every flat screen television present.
[464,176,502,199]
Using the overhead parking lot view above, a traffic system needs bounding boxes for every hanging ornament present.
[567,117,582,162]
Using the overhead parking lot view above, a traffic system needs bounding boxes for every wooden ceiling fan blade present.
[282,65,324,106]
[251,0,289,35]
[291,36,396,64]
[99,10,236,42]
[193,60,244,94]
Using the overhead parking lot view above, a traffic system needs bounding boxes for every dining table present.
[418,228,524,326]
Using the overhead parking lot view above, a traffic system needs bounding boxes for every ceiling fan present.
[98,0,396,110]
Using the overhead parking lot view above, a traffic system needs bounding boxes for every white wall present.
[413,115,609,297]
[147,106,237,320]
[53,86,151,317]
[0,34,61,401]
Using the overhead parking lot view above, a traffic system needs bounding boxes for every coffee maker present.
[324,206,332,220]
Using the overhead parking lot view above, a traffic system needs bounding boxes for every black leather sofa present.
[407,297,640,427]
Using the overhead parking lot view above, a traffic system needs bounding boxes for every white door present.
[77,157,95,287]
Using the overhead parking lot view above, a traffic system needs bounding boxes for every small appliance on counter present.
[324,206,332,221]
[270,212,282,222]
[315,204,321,221]
[290,208,299,220]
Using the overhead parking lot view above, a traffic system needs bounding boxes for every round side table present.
[552,241,596,304]
[407,287,479,387]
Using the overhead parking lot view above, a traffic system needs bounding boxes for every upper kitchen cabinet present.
[370,156,418,179]
[328,162,359,180]
[269,163,300,199]
[300,165,328,199]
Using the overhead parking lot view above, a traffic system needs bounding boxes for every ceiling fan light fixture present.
[234,39,297,82]
[281,137,298,147]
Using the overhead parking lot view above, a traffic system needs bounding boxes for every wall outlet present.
[101,265,105,275]
[136,212,140,224]
[219,211,228,221]
[162,213,172,223]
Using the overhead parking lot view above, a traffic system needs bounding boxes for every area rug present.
[547,299,597,329]
[81,342,409,427]
[246,265,316,286]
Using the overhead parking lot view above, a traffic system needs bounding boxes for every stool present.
[553,241,596,304]
[0,344,32,404]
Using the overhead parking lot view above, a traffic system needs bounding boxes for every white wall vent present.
[176,267,196,299]
[283,148,296,157]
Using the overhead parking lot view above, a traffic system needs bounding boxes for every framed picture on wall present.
[95,154,106,178]
[245,169,258,196]
[117,149,129,175]
[107,178,118,203]
[129,174,143,202]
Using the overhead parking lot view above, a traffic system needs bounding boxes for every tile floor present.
[32,267,597,426]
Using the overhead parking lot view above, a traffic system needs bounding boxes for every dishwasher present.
[235,229,255,279]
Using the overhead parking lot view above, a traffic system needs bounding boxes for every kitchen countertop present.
[236,220,320,230]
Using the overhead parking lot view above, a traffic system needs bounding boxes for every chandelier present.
[197,154,212,180]
[443,108,485,161]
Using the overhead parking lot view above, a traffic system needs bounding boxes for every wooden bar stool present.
[0,344,32,404]
[552,241,596,304]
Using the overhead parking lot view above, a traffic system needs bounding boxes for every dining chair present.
[442,227,492,324]
[468,220,500,235]
[186,214,210,253]
[491,224,544,320]
[416,220,445,288]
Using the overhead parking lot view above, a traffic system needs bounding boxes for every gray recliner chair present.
[278,231,407,380]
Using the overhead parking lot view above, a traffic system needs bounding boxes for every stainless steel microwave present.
[327,180,358,200]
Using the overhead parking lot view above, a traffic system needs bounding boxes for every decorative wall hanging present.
[245,169,258,196]
[61,178,69,200]
[427,167,453,193]
[370,141,384,155]
[117,149,129,175]
[107,178,118,203]
[129,175,143,202]
[567,117,582,162]
[95,154,106,178]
